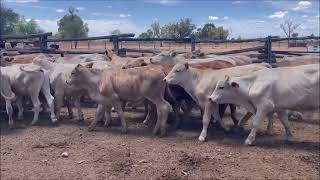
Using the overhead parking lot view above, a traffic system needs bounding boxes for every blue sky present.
[2,0,320,38]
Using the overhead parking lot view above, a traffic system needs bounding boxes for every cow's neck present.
[80,70,102,96]
[179,68,202,104]
[233,75,257,114]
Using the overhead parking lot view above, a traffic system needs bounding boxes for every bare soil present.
[1,105,319,180]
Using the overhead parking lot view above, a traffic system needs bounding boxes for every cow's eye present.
[218,86,224,89]
[175,70,180,73]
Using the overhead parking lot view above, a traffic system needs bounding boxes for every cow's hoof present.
[8,124,14,130]
[159,130,166,137]
[51,118,58,124]
[244,139,254,146]
[88,126,95,132]
[285,137,294,144]
[198,136,206,142]
[121,127,128,134]
[152,129,158,135]
[30,121,37,126]
[68,114,74,119]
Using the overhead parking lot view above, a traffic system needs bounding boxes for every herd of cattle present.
[0,49,319,146]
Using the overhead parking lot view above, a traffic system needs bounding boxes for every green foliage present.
[14,19,44,35]
[56,6,89,38]
[194,23,229,40]
[139,19,228,40]
[0,6,20,35]
[138,29,154,38]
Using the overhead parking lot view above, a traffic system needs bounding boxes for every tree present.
[110,29,121,35]
[14,19,44,35]
[56,6,89,39]
[194,23,229,40]
[138,29,153,38]
[280,19,300,47]
[0,6,20,35]
[151,22,161,38]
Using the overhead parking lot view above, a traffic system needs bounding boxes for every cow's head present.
[163,62,190,85]
[208,75,240,104]
[66,63,92,86]
[150,51,178,64]
[122,59,148,69]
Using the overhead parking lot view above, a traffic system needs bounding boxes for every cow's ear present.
[170,51,177,57]
[85,62,94,68]
[75,64,82,71]
[185,62,189,69]
[231,82,239,89]
[141,62,147,66]
[224,75,230,82]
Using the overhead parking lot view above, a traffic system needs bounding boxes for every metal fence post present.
[190,36,196,52]
[112,35,119,55]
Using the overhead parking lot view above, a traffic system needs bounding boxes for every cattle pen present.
[1,33,319,64]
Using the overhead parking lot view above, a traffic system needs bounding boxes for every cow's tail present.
[19,65,43,73]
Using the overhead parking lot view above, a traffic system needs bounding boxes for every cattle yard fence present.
[1,33,319,64]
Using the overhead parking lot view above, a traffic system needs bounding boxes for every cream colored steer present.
[209,64,320,145]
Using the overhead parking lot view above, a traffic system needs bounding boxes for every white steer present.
[209,64,320,145]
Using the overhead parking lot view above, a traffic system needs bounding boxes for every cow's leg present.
[75,96,84,121]
[30,94,41,125]
[16,97,24,121]
[153,99,170,136]
[5,100,14,129]
[212,103,229,132]
[54,92,64,120]
[143,102,152,125]
[266,113,274,135]
[181,100,195,120]
[276,110,294,142]
[244,109,268,146]
[104,106,112,127]
[64,96,74,119]
[229,104,239,126]
[198,103,214,142]
[171,101,182,129]
[88,104,106,131]
[113,101,127,133]
[238,112,253,128]
[41,87,57,124]
[143,100,149,121]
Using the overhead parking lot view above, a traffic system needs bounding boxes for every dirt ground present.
[1,104,319,180]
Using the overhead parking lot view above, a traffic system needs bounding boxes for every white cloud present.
[223,16,229,20]
[292,1,312,11]
[302,15,308,18]
[208,16,219,21]
[316,15,320,18]
[269,11,288,19]
[4,0,38,3]
[91,12,102,16]
[107,5,112,8]
[232,1,241,4]
[55,9,65,13]
[34,18,143,37]
[144,0,180,6]
[76,7,85,11]
[119,14,131,18]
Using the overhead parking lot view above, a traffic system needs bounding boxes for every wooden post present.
[71,41,72,49]
[191,36,196,52]
[88,41,90,49]
[104,40,107,49]
[112,35,119,55]
[138,42,141,50]
[154,42,156,49]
